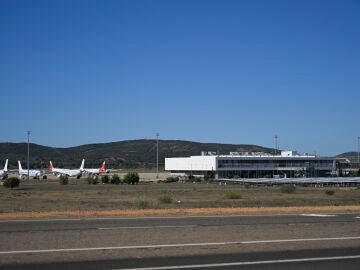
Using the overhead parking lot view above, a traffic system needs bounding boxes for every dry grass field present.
[1,175,360,219]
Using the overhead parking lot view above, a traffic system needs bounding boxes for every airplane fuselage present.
[83,168,101,174]
[19,169,42,179]
[51,168,82,177]
[50,159,84,178]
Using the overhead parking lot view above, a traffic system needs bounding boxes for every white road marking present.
[301,214,337,217]
[112,255,360,270]
[355,216,360,219]
[241,236,360,244]
[0,236,360,255]
[0,242,241,255]
[98,225,197,230]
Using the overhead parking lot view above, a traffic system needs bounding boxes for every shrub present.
[204,171,215,181]
[59,175,69,185]
[124,172,139,185]
[224,192,242,199]
[325,190,335,196]
[3,177,20,189]
[87,176,99,185]
[244,183,251,189]
[134,197,148,209]
[110,174,121,184]
[165,177,179,183]
[158,195,173,204]
[101,175,110,184]
[42,175,47,180]
[299,183,308,187]
[280,184,296,194]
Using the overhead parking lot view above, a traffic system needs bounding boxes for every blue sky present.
[1,0,359,156]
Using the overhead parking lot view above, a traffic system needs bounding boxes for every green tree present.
[101,175,110,184]
[124,172,139,185]
[110,174,121,184]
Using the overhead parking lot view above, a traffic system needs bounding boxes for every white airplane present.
[0,159,8,179]
[82,160,107,175]
[18,160,43,180]
[49,159,84,178]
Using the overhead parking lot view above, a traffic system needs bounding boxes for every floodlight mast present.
[27,130,31,181]
[358,136,360,169]
[156,132,159,179]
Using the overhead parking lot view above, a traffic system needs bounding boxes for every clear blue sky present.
[1,0,359,156]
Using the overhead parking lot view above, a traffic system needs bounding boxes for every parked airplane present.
[49,159,84,178]
[82,160,107,175]
[0,159,8,179]
[18,160,42,180]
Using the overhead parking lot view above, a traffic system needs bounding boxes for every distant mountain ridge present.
[337,152,359,158]
[0,140,275,169]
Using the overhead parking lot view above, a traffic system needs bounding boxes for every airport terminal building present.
[165,151,336,179]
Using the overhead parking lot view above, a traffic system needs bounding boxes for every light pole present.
[156,132,159,179]
[274,135,278,155]
[27,130,31,181]
[358,136,360,169]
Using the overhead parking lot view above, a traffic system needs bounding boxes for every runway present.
[0,213,359,269]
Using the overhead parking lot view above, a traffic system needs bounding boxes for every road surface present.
[0,213,359,269]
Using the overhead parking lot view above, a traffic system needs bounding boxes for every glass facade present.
[217,158,333,170]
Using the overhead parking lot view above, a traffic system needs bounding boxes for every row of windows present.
[217,159,333,169]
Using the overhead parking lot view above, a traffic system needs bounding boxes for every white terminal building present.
[165,151,335,179]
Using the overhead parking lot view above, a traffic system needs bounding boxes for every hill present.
[336,152,359,166]
[0,140,274,169]
[337,152,358,158]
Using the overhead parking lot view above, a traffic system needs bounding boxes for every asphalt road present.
[0,213,359,269]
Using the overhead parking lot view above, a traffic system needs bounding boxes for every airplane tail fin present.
[49,161,54,171]
[4,159,8,171]
[18,160,22,171]
[80,159,85,170]
[99,161,106,172]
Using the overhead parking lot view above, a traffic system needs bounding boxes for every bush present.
[87,176,99,185]
[204,171,215,181]
[280,184,296,194]
[325,190,335,196]
[3,177,20,189]
[59,175,69,185]
[134,197,148,209]
[193,177,202,183]
[101,175,110,184]
[165,177,179,183]
[224,192,242,199]
[124,172,139,185]
[110,174,121,184]
[244,183,251,189]
[42,175,47,180]
[158,195,173,204]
